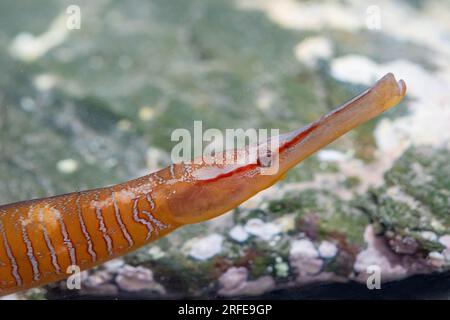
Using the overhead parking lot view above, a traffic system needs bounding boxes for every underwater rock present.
[244,218,281,241]
[388,235,420,255]
[428,252,445,268]
[353,225,408,282]
[229,225,249,242]
[290,239,319,259]
[115,265,165,294]
[186,234,224,261]
[439,235,450,249]
[289,238,324,280]
[318,241,338,259]
[81,270,119,297]
[103,259,125,273]
[218,267,275,297]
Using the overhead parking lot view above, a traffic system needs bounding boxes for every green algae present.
[355,146,450,250]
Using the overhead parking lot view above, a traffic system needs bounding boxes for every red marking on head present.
[197,163,259,184]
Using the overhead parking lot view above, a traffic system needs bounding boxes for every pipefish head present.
[165,154,287,225]
[166,73,406,225]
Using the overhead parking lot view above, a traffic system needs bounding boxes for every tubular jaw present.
[167,73,407,225]
[276,73,406,175]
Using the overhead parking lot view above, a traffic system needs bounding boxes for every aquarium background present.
[1,0,450,299]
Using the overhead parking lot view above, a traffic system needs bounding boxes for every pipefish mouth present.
[0,73,406,296]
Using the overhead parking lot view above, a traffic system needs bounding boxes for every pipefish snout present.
[0,73,406,295]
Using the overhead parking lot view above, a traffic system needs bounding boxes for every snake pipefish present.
[0,73,406,295]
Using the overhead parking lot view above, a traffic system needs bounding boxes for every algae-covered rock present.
[356,147,450,258]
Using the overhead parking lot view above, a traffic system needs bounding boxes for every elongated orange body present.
[0,73,406,296]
